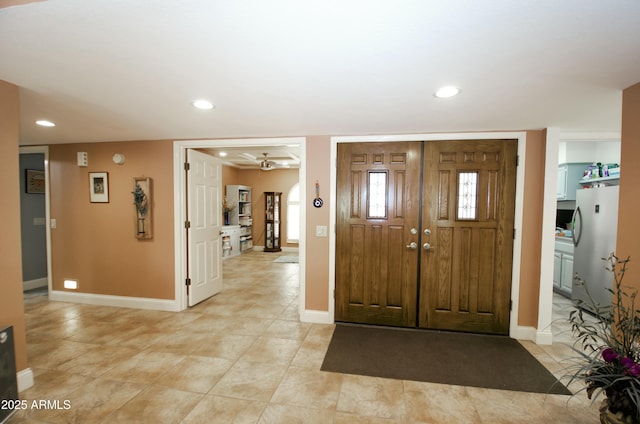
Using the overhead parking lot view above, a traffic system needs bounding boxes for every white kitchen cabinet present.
[557,163,591,201]
[554,238,574,297]
[560,253,574,293]
[553,252,562,289]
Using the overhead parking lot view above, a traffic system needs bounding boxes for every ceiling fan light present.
[260,153,275,170]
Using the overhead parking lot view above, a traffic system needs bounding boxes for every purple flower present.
[602,348,620,362]
[621,357,640,377]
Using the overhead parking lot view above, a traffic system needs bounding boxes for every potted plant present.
[565,254,640,423]
[222,196,235,225]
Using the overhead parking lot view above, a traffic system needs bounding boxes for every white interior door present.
[187,149,223,306]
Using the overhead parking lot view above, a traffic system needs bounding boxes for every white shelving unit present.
[225,185,253,254]
[579,175,620,187]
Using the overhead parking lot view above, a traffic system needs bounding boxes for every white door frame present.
[539,129,621,343]
[330,132,530,339]
[18,146,52,294]
[173,137,306,311]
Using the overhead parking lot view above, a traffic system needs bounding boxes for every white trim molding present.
[173,137,306,313]
[17,368,34,392]
[23,278,47,291]
[301,309,333,324]
[49,290,180,312]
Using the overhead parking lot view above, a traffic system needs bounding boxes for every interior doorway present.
[335,139,517,335]
[173,138,306,312]
[18,146,52,298]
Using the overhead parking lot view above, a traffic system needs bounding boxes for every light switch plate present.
[316,225,327,237]
[77,152,88,167]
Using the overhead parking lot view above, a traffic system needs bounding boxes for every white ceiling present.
[197,145,301,169]
[2,0,640,156]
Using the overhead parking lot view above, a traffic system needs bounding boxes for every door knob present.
[424,228,431,236]
[423,243,435,251]
[406,242,418,250]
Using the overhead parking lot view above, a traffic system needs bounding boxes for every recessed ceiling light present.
[36,120,56,127]
[192,99,215,110]
[219,151,227,157]
[434,86,461,98]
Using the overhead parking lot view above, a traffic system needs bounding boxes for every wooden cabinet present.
[264,192,282,252]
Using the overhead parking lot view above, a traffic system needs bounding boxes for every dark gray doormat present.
[321,323,571,395]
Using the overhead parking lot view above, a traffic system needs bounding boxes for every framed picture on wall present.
[25,169,45,194]
[89,172,109,203]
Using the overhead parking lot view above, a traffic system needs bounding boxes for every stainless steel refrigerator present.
[571,185,619,311]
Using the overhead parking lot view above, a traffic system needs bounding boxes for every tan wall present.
[0,80,28,371]
[517,130,546,326]
[617,82,640,289]
[304,136,332,311]
[49,141,175,299]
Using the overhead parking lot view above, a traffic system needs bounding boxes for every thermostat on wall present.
[112,153,125,165]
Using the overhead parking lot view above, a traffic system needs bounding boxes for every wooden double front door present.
[335,140,517,334]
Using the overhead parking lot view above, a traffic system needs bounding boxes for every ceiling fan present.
[259,153,276,171]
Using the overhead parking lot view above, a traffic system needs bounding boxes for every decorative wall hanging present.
[313,180,323,208]
[25,169,45,194]
[132,177,152,239]
[89,172,109,203]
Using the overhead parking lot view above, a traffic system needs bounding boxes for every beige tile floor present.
[8,251,601,423]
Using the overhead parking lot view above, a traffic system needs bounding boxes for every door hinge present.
[185,220,191,229]
[513,228,516,239]
[516,155,519,167]
[185,278,191,286]
[510,300,513,311]
[184,162,190,171]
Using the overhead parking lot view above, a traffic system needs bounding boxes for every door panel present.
[419,139,517,334]
[335,139,516,335]
[187,149,223,306]
[335,142,422,327]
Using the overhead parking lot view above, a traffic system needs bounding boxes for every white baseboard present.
[510,325,539,342]
[510,325,553,345]
[49,290,180,312]
[17,368,34,392]
[300,309,333,324]
[535,328,554,345]
[23,278,47,291]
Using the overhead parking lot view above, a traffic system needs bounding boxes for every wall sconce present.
[112,153,125,165]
